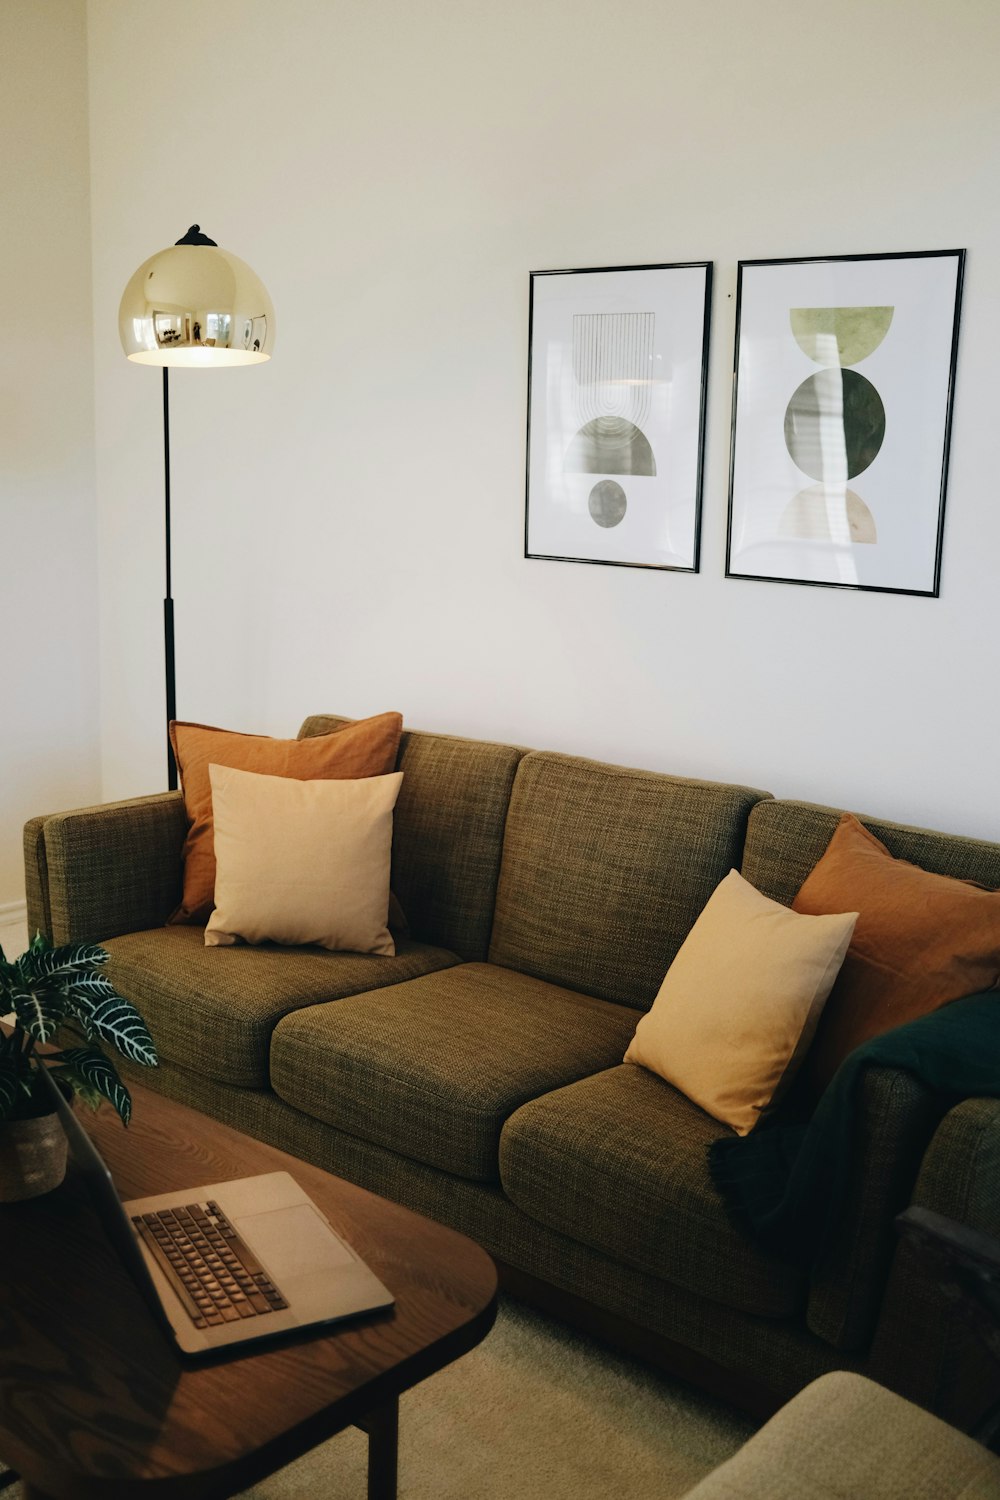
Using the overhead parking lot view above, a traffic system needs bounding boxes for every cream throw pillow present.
[624,870,858,1135]
[205,764,403,955]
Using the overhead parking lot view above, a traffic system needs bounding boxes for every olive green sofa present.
[23,716,1000,1429]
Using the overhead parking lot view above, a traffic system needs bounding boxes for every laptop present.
[40,1066,395,1357]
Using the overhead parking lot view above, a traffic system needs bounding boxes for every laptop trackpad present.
[236,1204,357,1278]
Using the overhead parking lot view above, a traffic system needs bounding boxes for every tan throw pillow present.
[205,765,404,956]
[624,870,857,1135]
[169,711,403,924]
[793,812,1000,1094]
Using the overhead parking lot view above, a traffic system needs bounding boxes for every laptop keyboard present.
[132,1200,290,1330]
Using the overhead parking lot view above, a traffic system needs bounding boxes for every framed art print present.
[726,249,964,595]
[525,261,712,572]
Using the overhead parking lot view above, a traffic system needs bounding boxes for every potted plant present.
[0,933,158,1200]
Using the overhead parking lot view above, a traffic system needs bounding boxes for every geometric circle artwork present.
[588,480,628,528]
[565,416,657,477]
[779,304,893,547]
[789,306,893,367]
[783,368,886,482]
[778,484,877,544]
[727,248,966,597]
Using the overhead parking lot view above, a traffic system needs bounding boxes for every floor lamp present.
[118,225,275,790]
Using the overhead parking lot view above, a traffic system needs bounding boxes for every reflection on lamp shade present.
[118,242,275,367]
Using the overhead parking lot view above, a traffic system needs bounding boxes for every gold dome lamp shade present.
[119,224,274,367]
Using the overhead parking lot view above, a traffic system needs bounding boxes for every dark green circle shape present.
[784,368,885,481]
[588,479,627,528]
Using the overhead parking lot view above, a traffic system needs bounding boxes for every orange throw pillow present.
[169,712,403,924]
[793,813,1000,1093]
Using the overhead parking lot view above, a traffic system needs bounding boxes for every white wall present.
[87,0,1000,840]
[0,0,101,920]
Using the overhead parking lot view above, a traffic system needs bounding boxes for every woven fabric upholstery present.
[104,924,459,1088]
[500,1064,806,1318]
[743,800,1000,1357]
[270,962,642,1181]
[805,1065,949,1350]
[125,1055,847,1411]
[32,794,188,944]
[742,800,1000,909]
[22,814,53,940]
[681,1371,1000,1500]
[870,1095,1000,1430]
[299,716,524,960]
[489,753,770,1009]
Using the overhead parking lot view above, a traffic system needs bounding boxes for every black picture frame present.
[726,248,965,596]
[525,261,713,573]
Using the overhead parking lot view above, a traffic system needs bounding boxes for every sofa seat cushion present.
[499,1064,807,1319]
[104,925,460,1088]
[269,962,643,1181]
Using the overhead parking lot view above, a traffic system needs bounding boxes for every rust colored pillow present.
[793,813,1000,1093]
[169,712,403,924]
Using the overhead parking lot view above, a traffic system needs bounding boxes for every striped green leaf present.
[63,973,118,1004]
[18,941,109,984]
[55,1049,132,1126]
[74,996,158,1068]
[10,980,65,1044]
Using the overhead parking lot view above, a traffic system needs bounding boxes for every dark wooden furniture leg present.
[359,1398,399,1500]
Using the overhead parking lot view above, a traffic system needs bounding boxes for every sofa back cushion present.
[743,800,1000,1092]
[488,752,771,1010]
[741,799,1000,908]
[299,716,524,961]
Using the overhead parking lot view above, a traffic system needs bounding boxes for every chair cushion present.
[679,1371,1000,1499]
[104,924,459,1087]
[269,962,642,1181]
[499,1064,807,1318]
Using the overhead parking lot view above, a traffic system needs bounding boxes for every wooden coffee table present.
[0,1083,498,1499]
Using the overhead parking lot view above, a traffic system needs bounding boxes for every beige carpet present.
[240,1296,756,1499]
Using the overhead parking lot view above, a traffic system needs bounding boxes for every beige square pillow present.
[205,764,404,956]
[624,870,858,1134]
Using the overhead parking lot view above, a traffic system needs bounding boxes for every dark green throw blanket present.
[708,990,1000,1265]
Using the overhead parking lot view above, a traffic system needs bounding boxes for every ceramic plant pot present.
[0,1111,68,1201]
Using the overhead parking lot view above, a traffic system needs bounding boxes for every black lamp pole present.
[162,366,177,790]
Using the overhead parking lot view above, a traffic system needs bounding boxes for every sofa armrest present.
[23,813,55,943]
[805,1064,950,1351]
[907,1097,1000,1235]
[869,1096,1000,1428]
[24,793,188,943]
